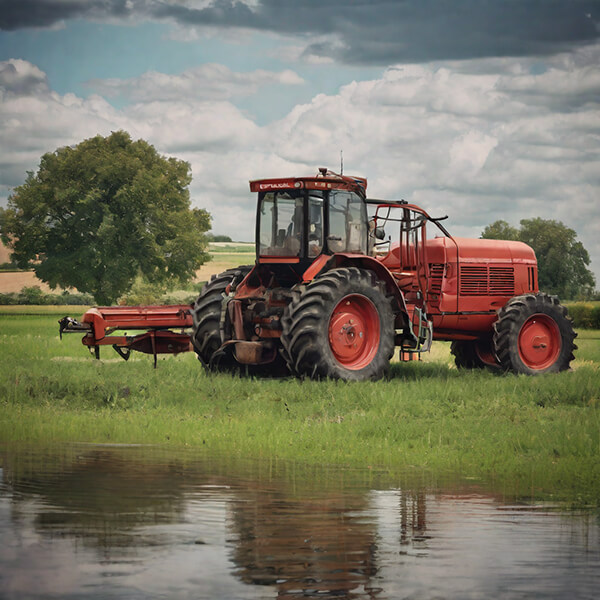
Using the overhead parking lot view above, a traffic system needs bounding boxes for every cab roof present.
[249,168,367,196]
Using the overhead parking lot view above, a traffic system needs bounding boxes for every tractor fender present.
[302,253,409,317]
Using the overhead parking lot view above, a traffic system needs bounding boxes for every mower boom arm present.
[59,305,194,367]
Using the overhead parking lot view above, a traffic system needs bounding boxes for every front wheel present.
[281,267,395,381]
[493,293,577,374]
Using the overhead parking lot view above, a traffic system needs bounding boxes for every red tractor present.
[61,168,576,380]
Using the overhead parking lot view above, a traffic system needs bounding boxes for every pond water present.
[0,444,598,599]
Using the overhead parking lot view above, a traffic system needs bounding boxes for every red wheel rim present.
[518,313,561,370]
[328,294,380,370]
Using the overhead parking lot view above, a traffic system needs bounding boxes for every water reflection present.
[229,487,379,597]
[0,445,598,599]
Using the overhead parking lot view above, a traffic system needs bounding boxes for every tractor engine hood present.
[452,237,537,265]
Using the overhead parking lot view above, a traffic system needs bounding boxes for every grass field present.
[1,309,598,504]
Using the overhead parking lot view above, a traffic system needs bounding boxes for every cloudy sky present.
[1,0,599,283]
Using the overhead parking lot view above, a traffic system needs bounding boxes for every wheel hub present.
[518,314,561,370]
[328,295,380,370]
[331,316,365,350]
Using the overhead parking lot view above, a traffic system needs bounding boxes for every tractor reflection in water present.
[2,446,598,600]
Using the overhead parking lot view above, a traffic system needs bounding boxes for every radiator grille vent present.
[527,266,537,291]
[429,263,444,293]
[489,267,515,295]
[460,266,488,295]
[460,265,515,296]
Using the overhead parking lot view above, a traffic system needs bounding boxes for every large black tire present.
[493,293,577,375]
[191,265,252,370]
[280,267,395,381]
[451,339,499,370]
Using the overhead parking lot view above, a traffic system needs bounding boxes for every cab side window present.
[328,191,367,254]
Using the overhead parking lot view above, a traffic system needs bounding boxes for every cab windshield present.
[258,189,367,257]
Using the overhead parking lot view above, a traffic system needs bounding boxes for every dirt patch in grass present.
[0,271,55,293]
[192,262,235,283]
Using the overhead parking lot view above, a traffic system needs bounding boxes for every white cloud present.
[0,59,49,97]
[1,49,599,284]
[448,131,498,180]
[126,99,262,152]
[86,64,304,102]
[276,45,336,65]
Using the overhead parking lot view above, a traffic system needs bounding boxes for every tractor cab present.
[251,169,369,272]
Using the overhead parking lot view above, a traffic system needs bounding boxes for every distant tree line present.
[207,233,233,243]
[0,286,94,305]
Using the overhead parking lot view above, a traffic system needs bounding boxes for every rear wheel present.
[493,293,576,374]
[281,267,395,381]
[451,339,499,370]
[191,266,252,370]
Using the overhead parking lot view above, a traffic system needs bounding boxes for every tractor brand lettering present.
[260,183,293,190]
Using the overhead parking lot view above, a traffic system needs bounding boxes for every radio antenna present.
[340,150,343,175]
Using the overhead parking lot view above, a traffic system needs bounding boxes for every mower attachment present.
[59,305,194,367]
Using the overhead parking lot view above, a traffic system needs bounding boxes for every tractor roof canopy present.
[250,169,367,197]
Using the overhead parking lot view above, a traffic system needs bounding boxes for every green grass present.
[208,243,255,253]
[204,252,254,270]
[1,313,599,504]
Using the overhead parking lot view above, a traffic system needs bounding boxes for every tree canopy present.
[0,131,211,304]
[482,218,595,300]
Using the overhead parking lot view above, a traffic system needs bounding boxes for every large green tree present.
[482,218,595,299]
[0,131,211,304]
